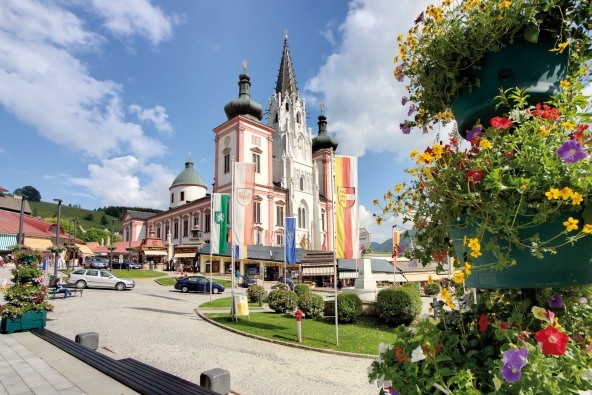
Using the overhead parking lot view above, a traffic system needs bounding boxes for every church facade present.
[122,34,348,280]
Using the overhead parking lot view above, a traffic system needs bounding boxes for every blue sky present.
[0,0,441,243]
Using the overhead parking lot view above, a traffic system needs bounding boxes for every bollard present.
[258,291,264,307]
[293,309,305,343]
[200,368,230,394]
[75,332,99,350]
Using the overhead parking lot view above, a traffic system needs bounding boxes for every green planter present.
[1,310,47,334]
[451,35,569,137]
[448,211,592,289]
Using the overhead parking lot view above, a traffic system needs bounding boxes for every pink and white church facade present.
[122,34,346,279]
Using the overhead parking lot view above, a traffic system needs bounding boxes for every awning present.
[23,237,52,251]
[143,250,168,256]
[302,266,335,276]
[76,243,94,256]
[339,271,359,279]
[174,253,196,258]
[0,234,17,250]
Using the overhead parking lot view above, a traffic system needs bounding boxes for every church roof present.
[171,159,206,187]
[224,62,263,122]
[312,111,338,153]
[275,32,298,96]
[126,210,156,220]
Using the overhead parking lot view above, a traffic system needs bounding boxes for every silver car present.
[66,269,135,291]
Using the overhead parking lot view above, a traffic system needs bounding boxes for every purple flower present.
[557,140,587,162]
[401,96,408,106]
[407,104,416,116]
[501,348,528,383]
[395,62,408,82]
[414,12,424,24]
[400,121,411,134]
[548,294,563,309]
[578,297,588,304]
[465,127,483,141]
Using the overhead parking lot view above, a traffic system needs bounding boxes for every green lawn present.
[111,269,165,278]
[200,297,261,308]
[205,312,397,355]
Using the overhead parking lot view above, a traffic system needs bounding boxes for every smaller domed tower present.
[169,156,207,209]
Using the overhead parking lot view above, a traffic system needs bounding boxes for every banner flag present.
[211,194,229,254]
[235,245,248,259]
[392,229,400,272]
[285,217,296,264]
[232,162,255,254]
[334,155,359,259]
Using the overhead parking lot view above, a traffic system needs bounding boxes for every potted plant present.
[0,248,53,334]
[368,286,592,394]
[395,0,591,136]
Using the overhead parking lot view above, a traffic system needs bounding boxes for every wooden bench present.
[31,329,217,395]
[48,286,83,299]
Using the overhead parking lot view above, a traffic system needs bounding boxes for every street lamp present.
[73,218,78,267]
[110,219,116,271]
[53,198,62,279]
[67,218,74,270]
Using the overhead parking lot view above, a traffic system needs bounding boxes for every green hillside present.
[28,201,121,232]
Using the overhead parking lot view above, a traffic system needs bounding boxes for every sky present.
[0,0,444,244]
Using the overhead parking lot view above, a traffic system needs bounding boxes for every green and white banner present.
[211,193,229,254]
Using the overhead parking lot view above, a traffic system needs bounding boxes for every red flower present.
[498,322,509,330]
[478,314,490,332]
[490,117,512,129]
[532,103,560,120]
[535,326,569,355]
[570,123,589,143]
[466,169,483,184]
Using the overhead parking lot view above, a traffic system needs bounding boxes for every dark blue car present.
[174,276,225,294]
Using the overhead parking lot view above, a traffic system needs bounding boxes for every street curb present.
[195,309,376,360]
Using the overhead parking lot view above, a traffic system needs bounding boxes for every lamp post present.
[110,219,116,271]
[67,218,74,270]
[53,199,62,279]
[17,195,26,245]
[73,218,78,267]
[127,225,133,271]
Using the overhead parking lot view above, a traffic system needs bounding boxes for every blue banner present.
[285,217,296,264]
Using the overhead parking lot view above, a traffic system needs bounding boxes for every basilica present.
[122,34,350,280]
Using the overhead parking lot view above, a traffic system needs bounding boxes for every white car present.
[66,269,135,291]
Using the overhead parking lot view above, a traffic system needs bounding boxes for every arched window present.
[274,113,278,123]
[285,102,289,111]
[296,112,301,124]
[298,207,306,229]
[299,177,304,191]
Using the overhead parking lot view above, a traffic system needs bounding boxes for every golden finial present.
[284,29,288,40]
[242,59,248,72]
[320,104,325,114]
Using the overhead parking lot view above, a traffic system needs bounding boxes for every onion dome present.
[224,61,263,121]
[171,158,206,187]
[312,108,338,153]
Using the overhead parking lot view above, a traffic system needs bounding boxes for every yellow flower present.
[539,126,550,137]
[418,152,434,164]
[432,144,444,159]
[562,122,575,130]
[376,217,383,225]
[453,272,465,284]
[479,138,492,149]
[583,224,592,234]
[373,199,379,206]
[571,192,583,205]
[531,306,547,321]
[559,187,573,200]
[552,41,569,53]
[395,184,403,193]
[470,250,482,258]
[428,275,434,284]
[463,263,472,276]
[499,1,511,9]
[467,238,480,250]
[560,80,571,89]
[563,217,579,232]
[463,235,467,245]
[410,150,420,159]
[545,188,560,200]
[397,34,403,42]
[446,300,456,309]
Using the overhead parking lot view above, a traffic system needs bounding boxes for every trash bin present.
[237,296,249,317]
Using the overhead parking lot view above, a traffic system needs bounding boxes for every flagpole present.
[330,148,339,345]
[231,160,237,321]
[210,193,214,303]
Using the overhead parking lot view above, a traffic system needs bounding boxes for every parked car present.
[174,276,225,294]
[111,259,141,270]
[277,276,294,290]
[66,269,135,291]
[241,275,257,288]
[86,257,108,269]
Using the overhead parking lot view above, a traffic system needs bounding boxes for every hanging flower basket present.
[448,209,592,288]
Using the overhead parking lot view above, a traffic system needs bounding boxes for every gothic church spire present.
[275,31,298,96]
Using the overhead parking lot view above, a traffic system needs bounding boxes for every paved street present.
[12,270,378,395]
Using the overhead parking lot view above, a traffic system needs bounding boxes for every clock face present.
[224,136,231,146]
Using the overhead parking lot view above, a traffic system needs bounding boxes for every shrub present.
[297,293,324,319]
[246,285,266,303]
[376,286,422,327]
[267,289,298,313]
[294,284,310,298]
[337,293,363,323]
[423,282,441,296]
[274,283,290,291]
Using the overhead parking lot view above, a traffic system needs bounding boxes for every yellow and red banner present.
[334,155,359,259]
[233,162,255,255]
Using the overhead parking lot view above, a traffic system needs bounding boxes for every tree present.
[13,186,41,202]
[84,213,94,221]
[100,214,108,226]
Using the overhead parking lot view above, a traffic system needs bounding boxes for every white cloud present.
[129,104,174,136]
[90,0,178,46]
[69,156,175,209]
[306,0,436,158]
[359,204,415,244]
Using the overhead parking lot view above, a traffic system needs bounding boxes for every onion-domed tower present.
[169,155,207,209]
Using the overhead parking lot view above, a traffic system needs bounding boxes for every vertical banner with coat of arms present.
[334,155,359,259]
[211,193,229,254]
[285,217,296,265]
[233,162,255,259]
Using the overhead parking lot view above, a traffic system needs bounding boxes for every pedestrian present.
[54,278,72,298]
